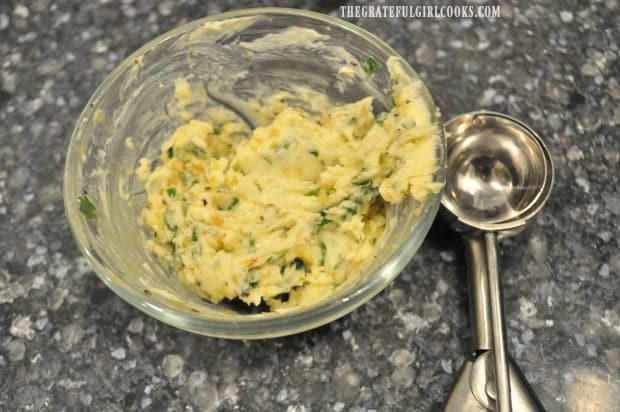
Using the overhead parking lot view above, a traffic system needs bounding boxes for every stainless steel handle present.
[448,233,546,412]
[463,235,492,352]
[464,233,512,412]
[484,232,512,412]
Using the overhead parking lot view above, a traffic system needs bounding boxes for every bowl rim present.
[63,6,446,339]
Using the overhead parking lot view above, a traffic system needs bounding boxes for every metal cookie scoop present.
[441,112,554,412]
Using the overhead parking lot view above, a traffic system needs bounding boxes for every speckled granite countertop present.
[1,0,619,411]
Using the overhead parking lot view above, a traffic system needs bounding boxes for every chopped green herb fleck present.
[318,217,332,228]
[164,209,178,235]
[185,143,206,157]
[213,126,222,135]
[166,188,176,198]
[191,227,198,242]
[275,142,291,151]
[165,222,178,236]
[304,188,320,196]
[262,156,273,164]
[320,242,327,266]
[167,147,174,159]
[225,197,239,211]
[354,180,376,195]
[309,149,319,157]
[248,280,259,288]
[375,112,387,126]
[344,207,358,216]
[362,56,380,75]
[349,116,358,125]
[293,258,306,270]
[78,195,97,220]
[391,77,400,85]
[402,120,417,129]
[249,233,255,248]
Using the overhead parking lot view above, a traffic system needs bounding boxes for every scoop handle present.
[463,234,547,412]
[463,235,492,352]
[484,232,512,412]
[464,233,512,412]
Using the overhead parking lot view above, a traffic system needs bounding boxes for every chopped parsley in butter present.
[137,57,442,312]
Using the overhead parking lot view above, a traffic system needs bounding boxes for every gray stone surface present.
[1,0,619,411]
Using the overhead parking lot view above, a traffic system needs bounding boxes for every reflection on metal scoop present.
[441,112,554,412]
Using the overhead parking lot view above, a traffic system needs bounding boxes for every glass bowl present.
[63,8,446,339]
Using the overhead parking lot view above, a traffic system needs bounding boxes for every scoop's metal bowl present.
[442,111,554,235]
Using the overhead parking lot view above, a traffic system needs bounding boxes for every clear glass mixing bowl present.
[63,8,446,339]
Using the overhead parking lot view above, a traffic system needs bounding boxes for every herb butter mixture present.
[137,57,441,311]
